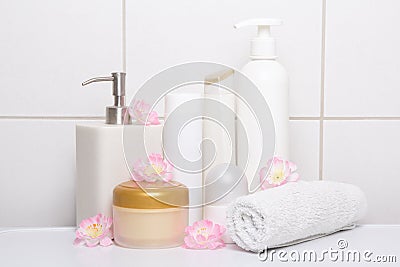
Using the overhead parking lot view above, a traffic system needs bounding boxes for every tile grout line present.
[290,117,320,120]
[122,0,127,72]
[323,116,400,120]
[2,116,400,121]
[0,116,105,121]
[319,0,327,181]
[290,116,400,121]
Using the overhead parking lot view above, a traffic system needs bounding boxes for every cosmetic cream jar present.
[113,180,188,248]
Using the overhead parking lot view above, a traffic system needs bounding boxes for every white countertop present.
[1,225,399,267]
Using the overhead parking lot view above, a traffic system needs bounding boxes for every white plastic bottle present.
[235,19,289,186]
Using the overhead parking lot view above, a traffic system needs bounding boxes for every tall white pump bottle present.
[235,19,289,186]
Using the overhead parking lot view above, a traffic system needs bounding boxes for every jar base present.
[114,237,183,249]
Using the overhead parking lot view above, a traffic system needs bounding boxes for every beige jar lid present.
[113,180,189,209]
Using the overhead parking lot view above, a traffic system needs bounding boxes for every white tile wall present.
[126,0,322,117]
[289,121,320,181]
[1,0,399,226]
[0,120,80,227]
[323,121,400,224]
[325,0,400,116]
[0,0,123,116]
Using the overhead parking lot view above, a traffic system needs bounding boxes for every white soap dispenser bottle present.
[75,72,163,224]
[235,19,289,185]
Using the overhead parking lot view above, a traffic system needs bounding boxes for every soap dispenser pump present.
[234,18,282,59]
[82,72,131,125]
[235,18,290,186]
[75,72,163,225]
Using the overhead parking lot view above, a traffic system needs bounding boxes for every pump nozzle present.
[234,18,282,59]
[82,72,131,125]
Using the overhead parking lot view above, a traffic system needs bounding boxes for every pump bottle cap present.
[234,18,282,59]
[82,72,131,125]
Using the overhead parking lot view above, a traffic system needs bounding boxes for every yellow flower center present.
[196,227,209,241]
[144,164,164,176]
[85,223,103,238]
[270,169,285,184]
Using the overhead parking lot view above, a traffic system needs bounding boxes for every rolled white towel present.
[226,181,367,252]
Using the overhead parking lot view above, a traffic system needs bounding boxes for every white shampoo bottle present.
[235,19,289,186]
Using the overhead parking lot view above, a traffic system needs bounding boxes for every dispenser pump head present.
[82,72,131,125]
[234,18,282,59]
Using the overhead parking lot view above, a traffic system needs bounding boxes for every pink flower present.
[132,153,173,182]
[182,220,225,250]
[259,157,300,190]
[74,214,113,247]
[129,99,160,125]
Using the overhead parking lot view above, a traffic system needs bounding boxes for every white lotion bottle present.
[76,72,163,224]
[235,19,289,187]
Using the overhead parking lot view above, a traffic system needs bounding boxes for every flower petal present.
[73,238,82,246]
[273,157,284,168]
[207,240,225,250]
[203,220,213,231]
[288,160,297,172]
[287,172,300,182]
[85,238,100,247]
[213,223,226,237]
[75,229,85,239]
[99,236,113,247]
[192,220,202,230]
[195,234,207,244]
[183,235,198,249]
[78,218,92,229]
[148,111,160,125]
[283,160,292,178]
[259,167,268,182]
